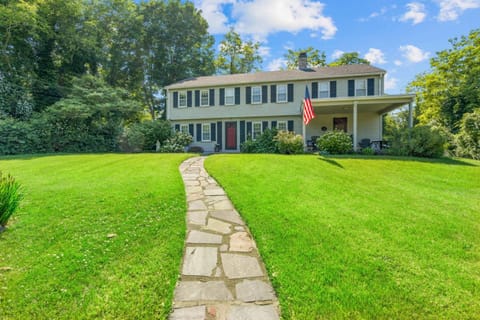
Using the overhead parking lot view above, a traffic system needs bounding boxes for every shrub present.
[240,128,278,153]
[159,132,193,153]
[388,125,446,158]
[317,130,352,154]
[361,147,375,155]
[118,120,173,152]
[240,139,257,153]
[0,172,22,228]
[455,109,480,160]
[275,130,304,154]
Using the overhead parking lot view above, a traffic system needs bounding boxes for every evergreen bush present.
[0,172,22,228]
[455,109,480,159]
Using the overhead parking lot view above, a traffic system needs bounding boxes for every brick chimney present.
[298,52,307,70]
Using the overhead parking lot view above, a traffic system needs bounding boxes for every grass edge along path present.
[0,153,192,319]
[205,154,480,319]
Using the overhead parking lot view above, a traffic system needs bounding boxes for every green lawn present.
[205,154,480,319]
[0,154,191,319]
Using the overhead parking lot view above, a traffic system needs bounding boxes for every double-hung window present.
[202,123,211,141]
[277,121,287,131]
[252,122,262,140]
[225,88,235,105]
[200,90,209,106]
[252,86,261,104]
[319,81,329,98]
[277,84,287,103]
[180,124,189,134]
[178,91,187,108]
[355,79,366,96]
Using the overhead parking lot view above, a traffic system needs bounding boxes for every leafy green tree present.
[215,28,262,74]
[409,28,479,133]
[455,108,480,159]
[328,52,370,66]
[284,47,326,69]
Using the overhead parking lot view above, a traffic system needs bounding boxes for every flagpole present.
[302,102,306,149]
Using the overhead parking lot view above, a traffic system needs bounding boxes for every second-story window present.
[178,91,187,108]
[356,79,366,96]
[200,89,209,106]
[252,86,261,104]
[319,81,329,98]
[225,88,234,105]
[277,84,287,103]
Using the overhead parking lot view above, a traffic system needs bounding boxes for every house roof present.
[164,64,386,90]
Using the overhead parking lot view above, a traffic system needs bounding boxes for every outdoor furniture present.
[311,136,319,151]
[358,138,371,149]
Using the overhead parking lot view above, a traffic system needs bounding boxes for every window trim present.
[178,91,187,108]
[318,81,329,99]
[277,84,287,103]
[277,121,287,131]
[200,89,210,107]
[252,121,262,140]
[202,123,211,141]
[355,79,367,97]
[225,87,235,106]
[179,124,189,134]
[251,86,262,104]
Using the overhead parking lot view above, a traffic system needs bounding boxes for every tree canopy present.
[284,47,326,69]
[328,52,370,66]
[215,28,263,74]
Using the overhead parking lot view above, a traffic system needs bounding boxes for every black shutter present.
[211,123,216,141]
[262,85,268,103]
[287,84,294,102]
[288,120,294,132]
[217,122,222,149]
[246,122,252,139]
[271,120,277,128]
[262,121,268,132]
[367,78,375,96]
[196,124,201,141]
[312,82,318,99]
[188,124,194,136]
[270,85,277,103]
[235,87,240,104]
[330,81,337,98]
[240,121,246,144]
[348,80,355,97]
[173,92,178,108]
[174,124,180,131]
[187,91,192,107]
[209,89,215,106]
[246,87,251,104]
[195,90,200,106]
[219,88,225,106]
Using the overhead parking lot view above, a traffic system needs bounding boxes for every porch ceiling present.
[311,94,415,115]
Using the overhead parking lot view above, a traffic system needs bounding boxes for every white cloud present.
[400,2,427,25]
[384,74,398,91]
[436,0,480,21]
[358,6,389,22]
[258,45,271,58]
[331,49,344,59]
[364,48,387,65]
[266,58,287,71]
[399,45,430,63]
[194,0,234,34]
[394,60,403,66]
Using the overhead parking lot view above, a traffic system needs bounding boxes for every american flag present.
[303,86,315,125]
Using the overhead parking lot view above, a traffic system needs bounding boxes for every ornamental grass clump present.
[0,171,22,228]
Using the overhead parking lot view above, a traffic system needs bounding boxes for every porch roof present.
[311,94,415,115]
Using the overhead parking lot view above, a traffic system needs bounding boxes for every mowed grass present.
[0,154,192,319]
[205,154,480,319]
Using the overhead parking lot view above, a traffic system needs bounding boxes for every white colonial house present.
[165,58,414,153]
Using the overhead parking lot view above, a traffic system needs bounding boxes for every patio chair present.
[358,138,371,149]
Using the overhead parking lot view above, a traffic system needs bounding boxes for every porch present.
[304,94,415,151]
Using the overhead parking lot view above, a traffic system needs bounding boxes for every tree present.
[409,29,480,133]
[215,28,262,74]
[284,47,326,69]
[329,52,370,66]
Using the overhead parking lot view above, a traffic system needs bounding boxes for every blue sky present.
[192,0,480,93]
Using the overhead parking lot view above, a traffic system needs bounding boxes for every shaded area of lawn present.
[205,154,480,319]
[0,154,191,319]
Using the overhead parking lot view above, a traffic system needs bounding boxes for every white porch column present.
[353,101,358,151]
[408,102,413,128]
[302,119,306,148]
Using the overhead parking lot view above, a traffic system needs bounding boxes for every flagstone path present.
[169,157,280,320]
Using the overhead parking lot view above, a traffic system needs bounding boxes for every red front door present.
[225,122,237,150]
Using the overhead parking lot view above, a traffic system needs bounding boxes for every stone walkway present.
[169,157,280,320]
